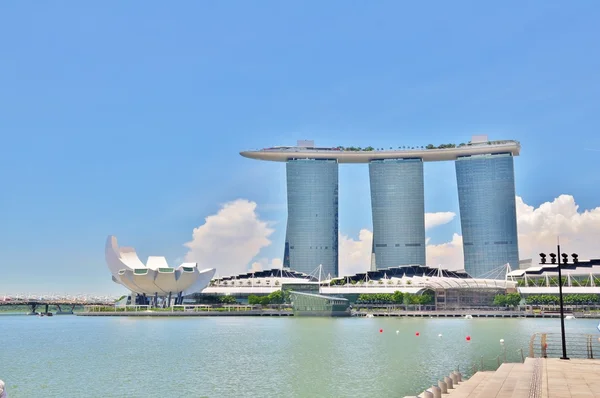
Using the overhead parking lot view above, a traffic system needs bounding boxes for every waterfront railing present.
[529,332,600,359]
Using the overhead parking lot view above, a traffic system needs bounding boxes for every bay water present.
[1,315,598,397]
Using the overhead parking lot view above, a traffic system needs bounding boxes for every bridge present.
[1,294,116,315]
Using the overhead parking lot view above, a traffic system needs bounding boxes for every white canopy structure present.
[105,236,215,296]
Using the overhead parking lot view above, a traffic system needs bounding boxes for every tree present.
[266,290,284,304]
[392,291,403,304]
[493,294,507,306]
[248,295,262,305]
[403,294,419,305]
[260,296,271,306]
[426,144,435,149]
[418,293,434,305]
[505,293,521,307]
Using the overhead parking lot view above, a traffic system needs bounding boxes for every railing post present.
[541,333,547,358]
[520,348,525,363]
[529,333,537,358]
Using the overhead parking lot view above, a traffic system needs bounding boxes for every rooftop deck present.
[240,141,520,163]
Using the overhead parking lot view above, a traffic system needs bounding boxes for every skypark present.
[240,139,520,163]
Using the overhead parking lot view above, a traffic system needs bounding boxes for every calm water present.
[1,315,599,397]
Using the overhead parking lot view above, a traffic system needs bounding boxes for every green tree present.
[403,294,419,305]
[248,295,262,305]
[266,290,284,304]
[419,293,434,305]
[392,291,404,304]
[493,294,507,306]
[505,293,521,307]
[260,296,271,306]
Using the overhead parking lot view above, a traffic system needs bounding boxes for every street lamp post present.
[556,243,569,360]
[539,244,577,360]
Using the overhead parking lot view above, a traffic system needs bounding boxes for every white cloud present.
[425,233,464,269]
[515,195,600,262]
[250,257,283,273]
[184,199,276,277]
[339,229,373,276]
[425,212,456,230]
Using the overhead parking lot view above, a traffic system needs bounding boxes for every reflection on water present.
[1,316,598,397]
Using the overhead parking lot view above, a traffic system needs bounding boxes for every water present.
[1,315,598,397]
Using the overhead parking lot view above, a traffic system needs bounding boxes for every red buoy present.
[379,329,383,333]
[416,332,420,336]
[466,336,471,341]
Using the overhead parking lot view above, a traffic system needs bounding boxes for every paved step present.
[510,358,536,398]
[444,371,494,398]
[473,363,526,398]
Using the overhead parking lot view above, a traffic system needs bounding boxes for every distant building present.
[283,159,339,277]
[456,152,519,277]
[369,158,426,269]
[202,264,517,309]
[508,258,600,296]
[105,236,215,306]
[289,291,350,317]
[241,136,521,279]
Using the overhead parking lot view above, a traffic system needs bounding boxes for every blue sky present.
[1,2,599,295]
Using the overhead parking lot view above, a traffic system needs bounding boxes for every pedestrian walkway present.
[410,358,600,397]
[542,358,600,397]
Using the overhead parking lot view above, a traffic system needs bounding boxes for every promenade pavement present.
[413,357,600,397]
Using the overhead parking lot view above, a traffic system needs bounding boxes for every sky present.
[1,2,599,296]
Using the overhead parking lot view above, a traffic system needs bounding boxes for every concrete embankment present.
[356,310,600,319]
[77,310,293,317]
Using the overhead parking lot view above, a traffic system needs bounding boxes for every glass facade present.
[289,291,350,316]
[284,159,339,277]
[369,159,426,268]
[455,153,519,278]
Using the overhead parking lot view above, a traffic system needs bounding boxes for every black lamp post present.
[539,245,578,360]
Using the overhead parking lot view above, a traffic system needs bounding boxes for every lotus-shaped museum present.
[105,236,215,297]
